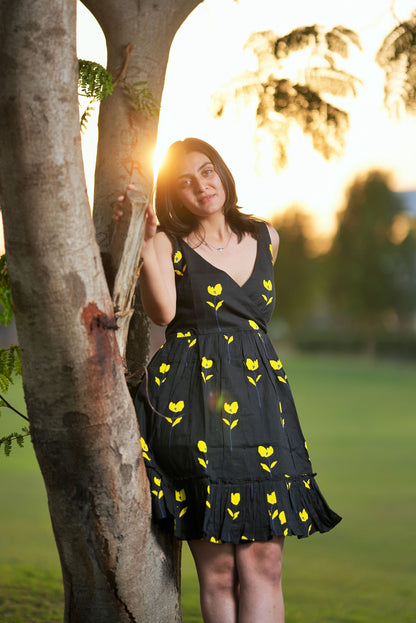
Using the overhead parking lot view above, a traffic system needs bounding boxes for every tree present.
[212,25,362,168]
[327,170,414,332]
[0,0,201,621]
[376,10,416,118]
[271,208,319,329]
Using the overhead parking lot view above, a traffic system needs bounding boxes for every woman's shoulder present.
[259,220,279,263]
[154,228,175,255]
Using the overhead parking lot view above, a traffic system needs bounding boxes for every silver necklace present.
[202,230,232,253]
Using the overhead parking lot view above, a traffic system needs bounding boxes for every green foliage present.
[122,79,160,118]
[78,60,114,133]
[77,61,159,131]
[0,254,13,326]
[376,11,416,117]
[0,255,28,455]
[0,428,30,456]
[78,59,114,101]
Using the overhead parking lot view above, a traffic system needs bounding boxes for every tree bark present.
[0,0,197,620]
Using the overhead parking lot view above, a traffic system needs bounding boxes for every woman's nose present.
[194,176,207,192]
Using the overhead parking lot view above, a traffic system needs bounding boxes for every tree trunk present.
[0,0,197,620]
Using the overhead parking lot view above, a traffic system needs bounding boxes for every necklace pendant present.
[218,247,224,252]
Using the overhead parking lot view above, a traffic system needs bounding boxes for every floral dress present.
[134,222,341,543]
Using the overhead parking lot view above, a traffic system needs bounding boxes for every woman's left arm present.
[266,223,280,264]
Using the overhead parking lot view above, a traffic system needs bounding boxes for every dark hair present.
[154,138,261,241]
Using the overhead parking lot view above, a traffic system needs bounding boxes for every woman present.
[123,138,341,623]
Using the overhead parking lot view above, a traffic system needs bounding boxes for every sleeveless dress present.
[134,222,341,543]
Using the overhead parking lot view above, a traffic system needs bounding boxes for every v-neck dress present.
[134,222,341,542]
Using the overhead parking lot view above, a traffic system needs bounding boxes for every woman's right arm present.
[139,218,176,326]
[115,192,176,326]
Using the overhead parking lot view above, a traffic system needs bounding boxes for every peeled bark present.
[0,0,198,620]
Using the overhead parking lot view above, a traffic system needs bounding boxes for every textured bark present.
[0,0,198,620]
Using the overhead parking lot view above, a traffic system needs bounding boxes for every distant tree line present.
[271,170,416,358]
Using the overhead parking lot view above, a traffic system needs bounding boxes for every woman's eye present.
[203,168,214,177]
[180,179,192,188]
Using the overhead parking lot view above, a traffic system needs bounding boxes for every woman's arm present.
[115,194,176,326]
[266,223,280,264]
[139,219,176,326]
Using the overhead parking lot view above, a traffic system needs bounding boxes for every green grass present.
[1,353,415,622]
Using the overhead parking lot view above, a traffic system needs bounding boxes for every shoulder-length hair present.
[154,138,261,242]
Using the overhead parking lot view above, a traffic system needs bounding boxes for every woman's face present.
[173,151,226,219]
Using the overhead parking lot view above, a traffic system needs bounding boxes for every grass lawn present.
[1,352,415,622]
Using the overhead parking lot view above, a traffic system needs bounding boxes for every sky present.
[78,0,416,237]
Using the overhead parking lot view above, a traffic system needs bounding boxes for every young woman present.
[123,138,341,623]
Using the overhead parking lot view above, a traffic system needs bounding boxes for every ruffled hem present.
[145,464,341,543]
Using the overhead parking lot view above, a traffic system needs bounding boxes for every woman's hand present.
[113,184,157,245]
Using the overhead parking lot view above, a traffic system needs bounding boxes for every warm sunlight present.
[77,0,416,237]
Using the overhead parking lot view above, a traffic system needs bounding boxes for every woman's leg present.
[236,536,285,623]
[188,540,238,623]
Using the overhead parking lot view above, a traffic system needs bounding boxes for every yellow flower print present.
[175,488,188,518]
[227,491,240,520]
[303,479,311,489]
[201,357,214,384]
[207,284,223,331]
[206,484,211,508]
[165,401,184,448]
[169,401,184,413]
[201,357,213,369]
[267,491,277,505]
[173,251,187,276]
[258,445,277,474]
[299,509,309,522]
[207,284,222,296]
[279,510,286,525]
[269,243,274,262]
[177,331,191,338]
[210,536,222,543]
[140,437,151,462]
[258,445,274,458]
[151,476,164,511]
[198,440,207,453]
[262,279,273,308]
[223,402,239,451]
[155,362,170,386]
[224,401,238,415]
[267,489,281,529]
[230,492,240,506]
[246,358,259,371]
[269,359,287,384]
[248,320,259,330]
[246,358,262,406]
[223,334,234,362]
[175,489,186,502]
[197,440,208,470]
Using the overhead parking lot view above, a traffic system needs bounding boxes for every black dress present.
[134,222,341,543]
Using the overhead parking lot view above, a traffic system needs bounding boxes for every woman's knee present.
[189,541,237,593]
[237,537,284,587]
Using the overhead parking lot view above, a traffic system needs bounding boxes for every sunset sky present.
[78,0,416,237]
